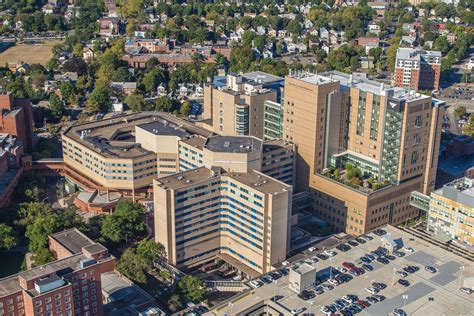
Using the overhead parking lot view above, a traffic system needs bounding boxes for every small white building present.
[288,263,316,294]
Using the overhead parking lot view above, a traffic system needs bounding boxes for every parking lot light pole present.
[402,295,408,309]
[459,265,465,289]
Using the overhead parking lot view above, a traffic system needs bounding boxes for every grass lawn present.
[0,251,25,278]
[0,40,63,66]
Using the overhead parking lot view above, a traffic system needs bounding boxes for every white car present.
[328,279,340,286]
[342,295,355,304]
[232,275,243,281]
[291,307,304,314]
[308,246,316,252]
[460,287,473,294]
[365,287,379,295]
[324,250,337,257]
[249,280,263,288]
[335,267,348,273]
[403,246,414,253]
[320,306,330,314]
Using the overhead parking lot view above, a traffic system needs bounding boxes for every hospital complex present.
[60,71,451,277]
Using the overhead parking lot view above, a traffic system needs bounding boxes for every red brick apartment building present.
[0,229,115,316]
[394,48,441,91]
[0,93,35,152]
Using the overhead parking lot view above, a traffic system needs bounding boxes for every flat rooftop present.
[50,228,94,255]
[155,167,291,195]
[242,71,284,85]
[63,112,213,159]
[180,135,207,150]
[102,271,156,315]
[263,139,294,152]
[287,72,338,85]
[320,71,431,102]
[434,178,474,208]
[228,170,291,195]
[204,136,262,154]
[212,225,474,315]
[438,154,474,176]
[396,47,442,60]
[0,253,99,297]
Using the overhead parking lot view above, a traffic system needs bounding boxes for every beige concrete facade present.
[153,167,292,276]
[283,71,444,235]
[61,113,213,194]
[427,178,474,247]
[201,73,283,139]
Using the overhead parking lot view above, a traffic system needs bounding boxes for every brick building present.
[0,93,35,152]
[0,229,115,316]
[394,48,441,91]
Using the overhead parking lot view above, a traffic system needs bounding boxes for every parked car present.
[348,240,359,247]
[291,307,305,315]
[460,287,473,294]
[398,279,410,287]
[249,280,263,288]
[393,308,407,316]
[365,287,379,295]
[396,271,408,278]
[324,250,337,257]
[403,246,414,253]
[317,253,328,260]
[308,246,316,252]
[425,266,437,273]
[362,264,374,271]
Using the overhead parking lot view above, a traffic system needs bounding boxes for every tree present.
[136,240,165,264]
[60,81,75,104]
[454,106,466,119]
[116,248,150,285]
[101,201,146,244]
[169,294,181,311]
[32,248,54,266]
[434,36,450,54]
[179,100,192,117]
[0,223,16,250]
[17,202,52,227]
[287,20,302,35]
[142,68,165,93]
[49,94,65,119]
[62,57,88,76]
[178,275,206,302]
[86,83,111,114]
[26,215,60,253]
[125,93,147,112]
[155,97,180,113]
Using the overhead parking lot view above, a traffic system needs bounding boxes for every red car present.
[356,300,370,308]
[342,262,355,269]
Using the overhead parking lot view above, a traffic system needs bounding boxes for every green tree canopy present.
[125,93,147,112]
[101,201,146,244]
[0,223,16,250]
[178,275,206,302]
[116,248,151,285]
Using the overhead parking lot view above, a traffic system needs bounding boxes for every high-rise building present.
[0,229,115,316]
[426,178,474,247]
[0,93,35,152]
[153,166,292,278]
[178,135,296,186]
[200,72,283,138]
[263,100,284,140]
[394,48,441,91]
[283,71,444,235]
[62,113,296,200]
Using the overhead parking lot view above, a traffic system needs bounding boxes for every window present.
[414,115,422,127]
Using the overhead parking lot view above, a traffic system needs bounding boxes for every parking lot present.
[211,226,473,315]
